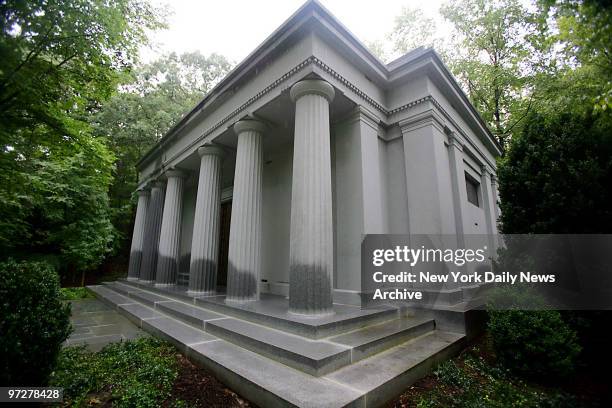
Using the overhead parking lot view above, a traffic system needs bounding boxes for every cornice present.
[138,56,497,186]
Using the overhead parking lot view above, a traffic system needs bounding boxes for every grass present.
[50,337,180,407]
[60,286,94,300]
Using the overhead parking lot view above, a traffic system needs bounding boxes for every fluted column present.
[188,144,226,293]
[155,170,185,286]
[127,188,150,280]
[226,120,265,302]
[288,79,335,316]
[139,181,166,282]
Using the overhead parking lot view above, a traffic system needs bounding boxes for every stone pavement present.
[65,298,147,351]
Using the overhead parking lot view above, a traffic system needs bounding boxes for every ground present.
[66,298,146,351]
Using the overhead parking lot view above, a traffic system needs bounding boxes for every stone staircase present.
[88,280,466,407]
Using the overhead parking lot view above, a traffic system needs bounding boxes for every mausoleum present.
[91,1,502,406]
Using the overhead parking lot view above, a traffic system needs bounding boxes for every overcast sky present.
[142,0,449,63]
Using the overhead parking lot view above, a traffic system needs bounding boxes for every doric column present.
[226,120,265,302]
[139,180,166,282]
[447,131,468,249]
[188,144,226,293]
[127,188,150,280]
[155,170,185,286]
[288,79,335,316]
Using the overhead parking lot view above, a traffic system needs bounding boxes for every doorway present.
[217,200,231,288]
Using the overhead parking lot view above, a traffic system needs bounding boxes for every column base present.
[225,296,258,305]
[288,309,335,318]
[187,289,217,297]
[154,282,177,288]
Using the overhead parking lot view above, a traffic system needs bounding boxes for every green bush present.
[488,309,580,379]
[0,259,72,386]
[51,337,178,407]
[60,286,94,300]
[434,360,473,389]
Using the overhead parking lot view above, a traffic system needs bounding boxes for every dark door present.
[217,200,231,288]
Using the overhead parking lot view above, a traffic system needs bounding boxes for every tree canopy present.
[0,0,165,271]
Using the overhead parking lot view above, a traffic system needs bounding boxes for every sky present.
[141,0,450,64]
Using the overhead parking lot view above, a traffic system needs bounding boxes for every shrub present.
[0,259,72,386]
[51,337,178,407]
[488,309,580,379]
[60,286,94,300]
[434,360,473,389]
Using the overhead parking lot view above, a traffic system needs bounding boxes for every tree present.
[389,6,438,55]
[537,0,612,113]
[496,1,612,234]
[92,51,232,258]
[497,109,612,234]
[439,0,540,147]
[0,0,165,273]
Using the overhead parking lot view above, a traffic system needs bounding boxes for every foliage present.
[0,0,164,136]
[415,346,580,407]
[497,109,612,234]
[488,308,581,379]
[60,286,94,300]
[0,0,165,272]
[540,0,612,113]
[50,337,179,407]
[389,7,438,55]
[0,259,72,386]
[434,360,474,389]
[439,0,540,146]
[0,133,116,271]
[91,51,232,253]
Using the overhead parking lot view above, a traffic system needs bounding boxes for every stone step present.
[129,289,173,307]
[103,282,436,377]
[329,317,435,362]
[102,281,140,297]
[186,339,364,408]
[194,295,397,339]
[142,317,218,353]
[117,303,164,328]
[88,282,466,407]
[326,331,465,407]
[118,279,398,339]
[88,285,136,309]
[156,300,227,329]
[205,318,352,376]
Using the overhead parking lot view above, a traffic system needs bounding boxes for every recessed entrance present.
[217,200,231,289]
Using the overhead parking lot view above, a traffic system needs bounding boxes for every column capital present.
[164,168,186,179]
[447,131,464,150]
[234,119,266,136]
[198,143,226,158]
[150,180,166,189]
[481,164,494,176]
[136,188,150,196]
[290,79,335,103]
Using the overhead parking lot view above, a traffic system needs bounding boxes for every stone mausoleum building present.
[92,1,502,406]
